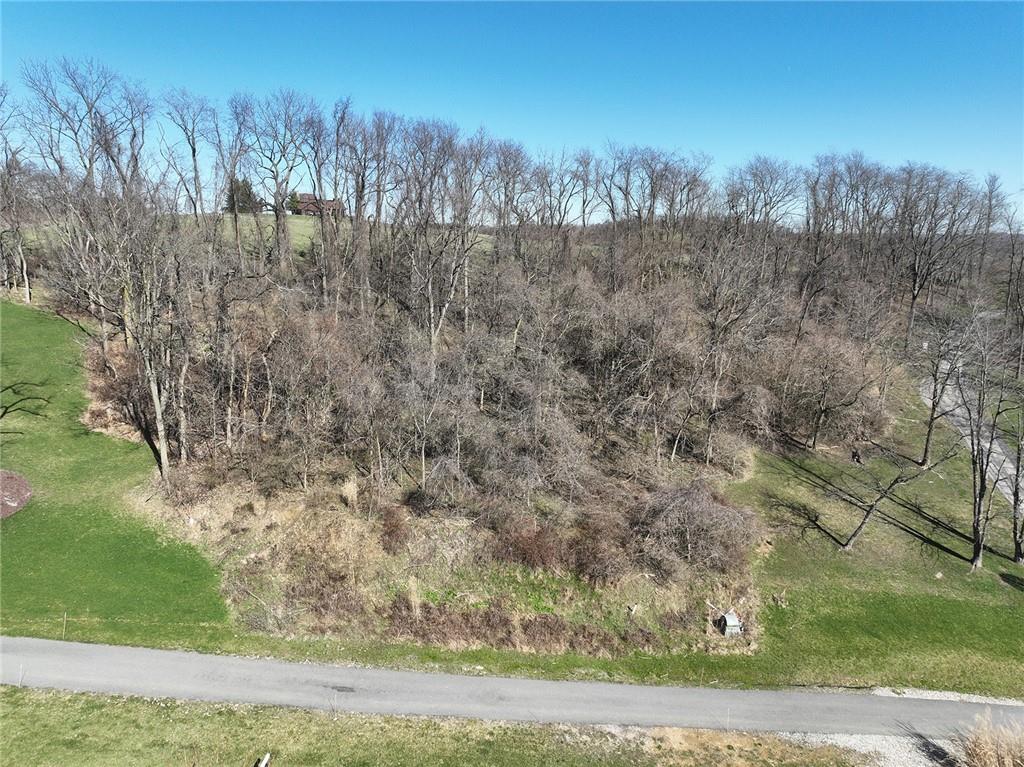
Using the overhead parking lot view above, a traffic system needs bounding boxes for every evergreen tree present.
[224,177,261,214]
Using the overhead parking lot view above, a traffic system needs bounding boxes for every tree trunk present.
[970,498,985,571]
[226,348,235,453]
[144,354,171,477]
[19,251,30,304]
[1015,514,1023,564]
[352,184,370,311]
[905,291,919,348]
[176,356,190,464]
[810,405,826,449]
[1013,456,1023,565]
[463,252,470,333]
[274,204,290,269]
[920,414,937,466]
[970,536,984,572]
[232,204,243,263]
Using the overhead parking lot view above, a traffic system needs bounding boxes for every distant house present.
[292,193,341,217]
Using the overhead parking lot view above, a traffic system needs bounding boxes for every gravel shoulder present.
[783,732,959,767]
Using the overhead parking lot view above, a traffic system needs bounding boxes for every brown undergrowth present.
[80,343,146,443]
[128,474,761,657]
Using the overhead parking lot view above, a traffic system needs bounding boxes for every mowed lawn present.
[219,213,330,257]
[0,687,860,767]
[0,301,229,645]
[1,299,1022,698]
[727,374,1024,696]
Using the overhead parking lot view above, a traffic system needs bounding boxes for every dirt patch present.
[643,727,865,766]
[0,470,32,518]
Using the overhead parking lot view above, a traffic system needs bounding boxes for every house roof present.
[293,193,340,208]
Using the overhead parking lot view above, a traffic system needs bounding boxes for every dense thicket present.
[1,60,1021,570]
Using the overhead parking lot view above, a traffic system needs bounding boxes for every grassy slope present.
[728,380,1024,695]
[0,686,859,767]
[220,213,330,257]
[1,300,1021,697]
[0,301,229,645]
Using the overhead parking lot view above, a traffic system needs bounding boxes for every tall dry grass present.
[957,713,1024,767]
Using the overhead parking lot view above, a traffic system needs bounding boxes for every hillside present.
[2,299,1021,697]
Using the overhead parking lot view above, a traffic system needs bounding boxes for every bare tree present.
[1000,386,1024,564]
[689,235,774,463]
[724,155,800,283]
[954,313,1014,571]
[242,89,312,270]
[1004,213,1024,377]
[163,88,214,225]
[890,165,978,346]
[0,83,32,302]
[917,313,970,466]
[11,58,1023,548]
[299,97,352,303]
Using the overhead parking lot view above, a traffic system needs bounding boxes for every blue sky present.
[2,2,1022,200]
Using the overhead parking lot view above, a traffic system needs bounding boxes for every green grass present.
[220,213,338,258]
[1,299,1022,699]
[726,380,1024,696]
[0,686,859,767]
[0,301,229,646]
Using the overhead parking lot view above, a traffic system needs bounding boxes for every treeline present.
[1,59,1021,569]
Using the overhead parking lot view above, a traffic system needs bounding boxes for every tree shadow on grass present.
[866,436,921,468]
[0,380,50,436]
[65,391,163,471]
[765,455,979,564]
[762,490,846,548]
[999,572,1024,593]
[886,492,972,545]
[900,496,1017,563]
[776,454,1020,563]
[882,495,1013,563]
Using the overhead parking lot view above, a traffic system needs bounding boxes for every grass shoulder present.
[0,686,863,767]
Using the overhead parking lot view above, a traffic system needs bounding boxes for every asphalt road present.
[2,636,1021,737]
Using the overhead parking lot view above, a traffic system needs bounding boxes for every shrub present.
[494,516,566,571]
[659,605,702,632]
[629,481,760,579]
[707,432,755,479]
[284,543,359,617]
[404,488,438,516]
[164,467,211,507]
[380,506,411,555]
[956,714,1024,767]
[570,512,629,585]
[274,513,384,629]
[387,594,518,649]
